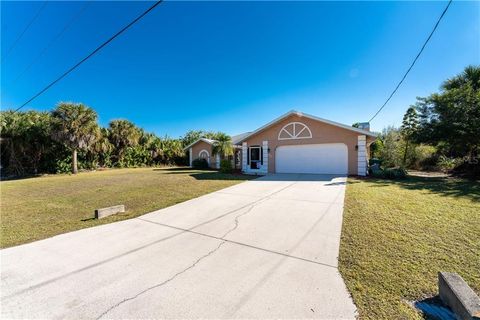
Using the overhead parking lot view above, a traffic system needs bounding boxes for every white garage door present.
[275,143,348,174]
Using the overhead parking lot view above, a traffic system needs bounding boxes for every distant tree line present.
[0,102,230,176]
[370,65,480,178]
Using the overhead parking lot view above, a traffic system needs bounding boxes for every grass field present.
[339,176,480,319]
[0,167,253,248]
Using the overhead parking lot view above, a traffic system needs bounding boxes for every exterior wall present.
[357,135,367,176]
[242,114,372,175]
[189,147,193,167]
[190,141,216,169]
[242,142,247,172]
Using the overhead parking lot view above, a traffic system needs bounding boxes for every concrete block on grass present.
[438,272,480,320]
[95,205,125,219]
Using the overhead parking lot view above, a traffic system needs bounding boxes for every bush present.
[437,155,462,173]
[369,167,385,178]
[55,156,72,174]
[219,159,232,173]
[369,158,382,166]
[411,145,437,170]
[383,167,407,179]
[368,167,407,180]
[453,160,480,180]
[120,146,151,168]
[192,158,209,169]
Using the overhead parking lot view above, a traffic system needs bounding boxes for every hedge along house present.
[185,110,377,176]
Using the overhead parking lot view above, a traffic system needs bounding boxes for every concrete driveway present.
[1,174,356,319]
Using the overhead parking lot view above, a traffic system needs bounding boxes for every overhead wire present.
[2,0,48,63]
[14,1,163,112]
[368,0,453,123]
[11,1,92,84]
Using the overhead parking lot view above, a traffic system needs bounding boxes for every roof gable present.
[183,138,217,151]
[236,110,377,144]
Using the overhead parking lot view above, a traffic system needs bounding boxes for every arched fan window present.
[198,150,210,163]
[278,122,312,140]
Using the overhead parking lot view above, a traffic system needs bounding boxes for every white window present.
[278,122,312,140]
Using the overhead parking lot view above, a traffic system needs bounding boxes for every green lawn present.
[339,176,480,319]
[0,167,253,248]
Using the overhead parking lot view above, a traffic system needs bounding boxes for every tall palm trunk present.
[72,149,78,174]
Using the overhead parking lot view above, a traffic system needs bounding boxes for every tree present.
[181,130,205,147]
[91,127,114,167]
[51,102,98,174]
[1,110,61,175]
[400,107,419,166]
[181,130,219,147]
[370,138,384,159]
[108,120,141,165]
[159,137,185,164]
[378,127,403,168]
[212,133,234,158]
[415,65,480,159]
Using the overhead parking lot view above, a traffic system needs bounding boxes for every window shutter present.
[260,147,263,165]
[247,147,250,165]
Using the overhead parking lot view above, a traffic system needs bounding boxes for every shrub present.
[437,155,462,173]
[378,127,404,167]
[219,159,232,173]
[192,158,209,169]
[369,158,382,167]
[368,167,407,180]
[383,167,407,179]
[453,160,480,180]
[369,167,385,178]
[411,145,437,170]
[55,156,72,174]
[120,146,151,168]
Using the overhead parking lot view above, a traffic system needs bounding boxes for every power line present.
[12,1,92,84]
[368,0,453,123]
[2,1,48,63]
[14,0,163,112]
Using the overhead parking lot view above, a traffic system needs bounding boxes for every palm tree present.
[212,133,234,158]
[51,102,98,174]
[142,134,164,164]
[160,137,184,164]
[442,65,480,91]
[108,119,141,164]
[92,127,114,167]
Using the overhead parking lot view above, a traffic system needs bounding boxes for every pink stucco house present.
[184,110,376,176]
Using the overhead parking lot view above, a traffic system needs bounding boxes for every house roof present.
[235,110,377,144]
[183,138,217,151]
[231,132,251,144]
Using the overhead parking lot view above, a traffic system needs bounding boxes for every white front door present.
[275,143,348,174]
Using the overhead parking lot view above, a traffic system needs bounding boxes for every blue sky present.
[1,1,479,137]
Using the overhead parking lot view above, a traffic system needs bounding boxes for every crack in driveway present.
[3,182,295,301]
[94,241,226,320]
[95,181,298,319]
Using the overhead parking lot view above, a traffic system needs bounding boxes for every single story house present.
[184,110,377,176]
